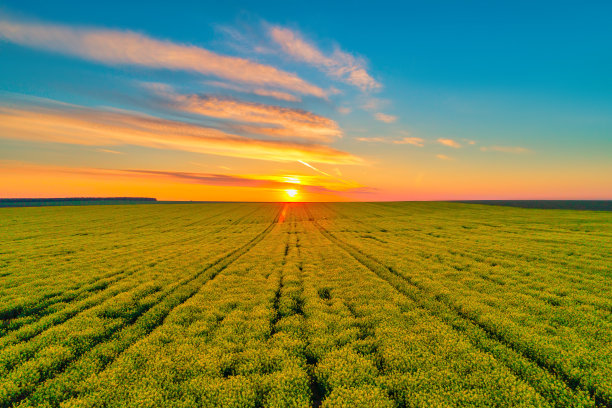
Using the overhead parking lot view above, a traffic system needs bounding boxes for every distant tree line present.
[454,200,612,211]
[0,197,157,207]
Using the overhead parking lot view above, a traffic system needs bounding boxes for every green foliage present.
[0,202,610,407]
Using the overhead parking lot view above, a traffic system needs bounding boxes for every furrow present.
[0,212,281,408]
[305,209,596,408]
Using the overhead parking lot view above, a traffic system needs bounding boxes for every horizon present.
[1,1,611,201]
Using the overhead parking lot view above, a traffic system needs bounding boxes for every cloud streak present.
[480,146,532,153]
[153,88,342,143]
[374,113,397,123]
[0,161,371,196]
[0,19,326,98]
[269,26,380,92]
[0,102,362,165]
[204,81,301,102]
[357,136,424,146]
[437,138,462,148]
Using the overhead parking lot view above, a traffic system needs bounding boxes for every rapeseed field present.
[0,202,610,407]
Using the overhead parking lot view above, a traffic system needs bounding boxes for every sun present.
[285,189,299,199]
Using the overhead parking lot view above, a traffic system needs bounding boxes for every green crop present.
[0,202,610,407]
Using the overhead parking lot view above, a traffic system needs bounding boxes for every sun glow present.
[285,189,298,199]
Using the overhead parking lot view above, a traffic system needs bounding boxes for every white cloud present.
[356,136,424,146]
[374,113,397,123]
[269,26,380,92]
[0,19,326,98]
[481,146,531,153]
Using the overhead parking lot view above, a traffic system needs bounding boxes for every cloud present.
[362,97,388,111]
[95,148,124,154]
[269,26,380,92]
[0,160,371,196]
[356,137,387,143]
[0,19,326,98]
[437,138,462,148]
[393,137,424,146]
[123,169,278,188]
[152,88,342,143]
[374,113,397,123]
[122,169,375,195]
[204,81,301,102]
[480,146,532,154]
[356,136,424,146]
[436,154,452,160]
[0,101,362,165]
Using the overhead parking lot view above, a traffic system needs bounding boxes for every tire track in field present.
[0,230,236,342]
[0,206,251,294]
[2,209,283,408]
[303,207,598,408]
[0,239,218,351]
[0,203,255,290]
[315,206,612,404]
[267,216,324,408]
[0,212,268,340]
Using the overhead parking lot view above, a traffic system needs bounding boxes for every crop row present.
[0,207,281,407]
[305,203,605,406]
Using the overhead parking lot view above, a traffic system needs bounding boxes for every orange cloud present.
[480,146,532,153]
[204,81,301,102]
[269,26,380,92]
[357,136,424,146]
[436,154,452,160]
[393,137,424,146]
[0,161,371,200]
[374,113,397,123]
[155,90,342,143]
[0,103,362,165]
[437,138,462,148]
[0,19,326,98]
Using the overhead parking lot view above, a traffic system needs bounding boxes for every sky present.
[1,0,611,201]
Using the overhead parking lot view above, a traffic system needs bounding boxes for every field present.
[0,202,611,408]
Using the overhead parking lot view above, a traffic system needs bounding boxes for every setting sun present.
[285,189,298,199]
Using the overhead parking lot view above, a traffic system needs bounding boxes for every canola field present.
[0,202,611,408]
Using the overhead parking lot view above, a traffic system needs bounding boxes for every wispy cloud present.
[357,136,424,146]
[393,137,424,146]
[0,19,326,98]
[374,113,397,123]
[0,101,362,165]
[122,169,375,195]
[95,148,124,154]
[204,81,300,102]
[298,160,332,177]
[437,138,462,148]
[152,88,342,143]
[0,161,370,196]
[480,146,532,153]
[268,26,380,92]
[356,137,386,143]
[436,154,452,160]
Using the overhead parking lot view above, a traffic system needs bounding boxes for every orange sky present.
[1,9,610,201]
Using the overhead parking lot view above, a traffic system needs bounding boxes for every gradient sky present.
[1,0,611,201]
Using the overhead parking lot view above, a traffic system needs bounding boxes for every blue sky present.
[1,0,610,200]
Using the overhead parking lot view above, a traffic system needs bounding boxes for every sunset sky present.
[1,1,611,201]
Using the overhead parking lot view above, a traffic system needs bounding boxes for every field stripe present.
[25,208,284,407]
[0,207,273,339]
[304,207,597,408]
[0,209,282,408]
